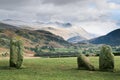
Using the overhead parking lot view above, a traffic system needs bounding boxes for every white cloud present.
[79,21,119,35]
[0,0,120,35]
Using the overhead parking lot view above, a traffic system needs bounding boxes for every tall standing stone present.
[9,39,23,69]
[16,40,23,68]
[99,45,114,71]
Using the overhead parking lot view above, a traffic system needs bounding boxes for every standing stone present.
[77,53,95,71]
[16,40,23,68]
[99,45,114,71]
[9,39,23,69]
[10,39,17,67]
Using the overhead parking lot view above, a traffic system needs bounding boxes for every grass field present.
[0,57,120,80]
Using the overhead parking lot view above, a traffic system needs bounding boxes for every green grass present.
[0,57,120,80]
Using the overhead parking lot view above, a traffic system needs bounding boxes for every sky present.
[0,0,120,35]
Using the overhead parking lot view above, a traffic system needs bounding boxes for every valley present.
[0,21,120,58]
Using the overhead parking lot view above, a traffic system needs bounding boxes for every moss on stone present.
[99,45,114,71]
[9,39,23,69]
[77,53,95,71]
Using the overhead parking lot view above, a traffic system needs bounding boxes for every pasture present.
[0,57,120,80]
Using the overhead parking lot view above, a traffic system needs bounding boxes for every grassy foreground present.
[0,57,120,80]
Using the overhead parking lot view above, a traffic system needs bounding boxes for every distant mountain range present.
[89,29,120,46]
[1,19,97,43]
[0,22,70,56]
[67,36,87,43]
[40,26,95,40]
[1,19,73,28]
[1,19,119,46]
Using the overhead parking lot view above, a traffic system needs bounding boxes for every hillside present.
[67,36,87,43]
[89,29,120,46]
[1,19,96,42]
[40,26,93,40]
[0,22,70,56]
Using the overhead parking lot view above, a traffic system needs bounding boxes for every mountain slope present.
[0,22,19,29]
[40,26,93,40]
[0,22,70,56]
[89,29,120,46]
[67,36,87,43]
[1,19,96,42]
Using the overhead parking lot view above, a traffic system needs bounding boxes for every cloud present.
[0,0,28,10]
[0,9,36,22]
[79,21,119,35]
[108,0,120,4]
[41,0,81,5]
[0,0,120,35]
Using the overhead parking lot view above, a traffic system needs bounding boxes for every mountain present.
[67,36,87,43]
[1,19,97,42]
[89,29,120,46]
[54,22,72,28]
[35,21,72,28]
[0,22,70,56]
[0,22,18,29]
[1,19,72,28]
[2,19,30,27]
[41,26,94,40]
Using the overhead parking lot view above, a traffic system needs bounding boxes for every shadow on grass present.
[0,66,12,70]
[72,67,98,71]
[0,66,26,70]
[71,67,118,73]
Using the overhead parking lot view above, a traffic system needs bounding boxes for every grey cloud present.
[0,0,119,28]
[0,0,119,35]
[0,0,28,10]
[41,0,82,5]
[0,0,42,10]
[36,12,54,22]
[0,0,24,4]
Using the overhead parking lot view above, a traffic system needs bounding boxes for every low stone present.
[77,54,95,71]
